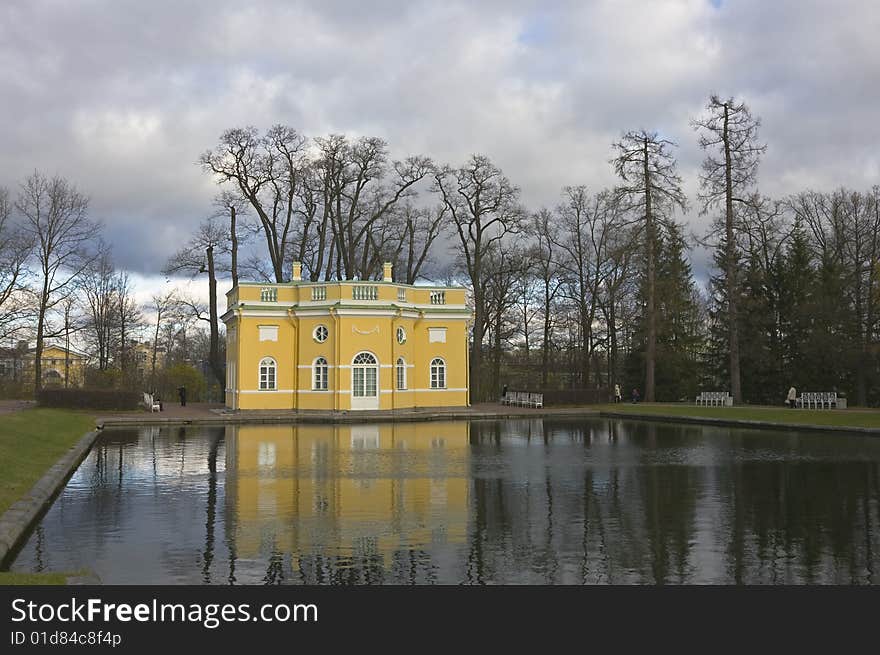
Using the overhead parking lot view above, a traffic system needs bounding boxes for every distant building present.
[0,342,87,388]
[222,262,471,411]
[132,340,166,379]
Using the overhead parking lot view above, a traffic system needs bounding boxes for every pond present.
[7,418,880,584]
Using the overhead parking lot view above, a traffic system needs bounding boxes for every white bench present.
[796,392,844,409]
[696,391,732,407]
[500,391,543,408]
[143,392,161,412]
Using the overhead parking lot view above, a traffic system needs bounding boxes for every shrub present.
[0,381,31,400]
[84,367,124,389]
[37,388,140,410]
[157,364,207,402]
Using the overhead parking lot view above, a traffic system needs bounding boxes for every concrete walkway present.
[92,401,880,437]
[0,399,36,415]
[95,402,599,428]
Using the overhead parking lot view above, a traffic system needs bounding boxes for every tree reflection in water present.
[7,419,880,584]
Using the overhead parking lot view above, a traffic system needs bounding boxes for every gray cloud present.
[1,0,878,284]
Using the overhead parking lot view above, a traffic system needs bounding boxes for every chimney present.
[383,262,393,282]
[292,261,302,281]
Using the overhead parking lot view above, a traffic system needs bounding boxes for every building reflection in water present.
[7,417,879,584]
[223,422,469,583]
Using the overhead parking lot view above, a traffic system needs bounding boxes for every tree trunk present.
[493,305,502,399]
[34,279,49,396]
[471,274,484,403]
[207,246,224,392]
[609,290,618,392]
[644,137,656,402]
[150,314,161,393]
[724,103,742,404]
[64,307,71,389]
[119,298,127,375]
[542,281,551,388]
[230,205,238,287]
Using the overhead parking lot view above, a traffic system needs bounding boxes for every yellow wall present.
[222,273,471,411]
[33,345,86,387]
[225,422,470,560]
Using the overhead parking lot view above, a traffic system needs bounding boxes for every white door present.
[351,352,379,410]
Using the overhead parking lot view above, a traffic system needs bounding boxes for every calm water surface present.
[8,418,880,584]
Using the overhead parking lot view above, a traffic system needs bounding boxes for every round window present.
[313,325,329,343]
[397,327,406,344]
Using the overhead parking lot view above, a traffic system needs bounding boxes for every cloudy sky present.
[1,0,878,300]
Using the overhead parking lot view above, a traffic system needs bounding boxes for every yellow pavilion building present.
[222,263,471,411]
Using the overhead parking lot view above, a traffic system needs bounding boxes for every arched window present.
[352,352,378,398]
[313,357,329,390]
[353,352,377,365]
[259,357,276,390]
[430,358,446,389]
[396,357,407,390]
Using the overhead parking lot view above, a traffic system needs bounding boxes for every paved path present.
[93,401,880,436]
[95,402,596,427]
[0,400,35,415]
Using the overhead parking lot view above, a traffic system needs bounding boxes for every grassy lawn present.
[0,571,70,585]
[0,408,95,517]
[594,402,880,428]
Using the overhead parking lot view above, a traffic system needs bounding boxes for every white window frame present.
[430,358,446,389]
[397,326,407,344]
[351,351,378,398]
[313,357,329,391]
[313,324,329,343]
[259,357,277,390]
[396,357,407,390]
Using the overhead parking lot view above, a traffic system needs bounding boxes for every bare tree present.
[115,271,143,378]
[600,224,640,390]
[81,251,117,370]
[147,290,178,393]
[789,188,880,403]
[213,191,250,287]
[59,294,89,388]
[611,132,687,402]
[385,202,448,284]
[693,95,766,403]
[164,216,229,389]
[202,127,435,283]
[434,155,525,402]
[484,241,527,397]
[0,187,35,342]
[552,187,628,390]
[200,125,307,282]
[313,135,434,280]
[532,209,565,388]
[16,172,101,394]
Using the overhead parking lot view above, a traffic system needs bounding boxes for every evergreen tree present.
[625,222,705,401]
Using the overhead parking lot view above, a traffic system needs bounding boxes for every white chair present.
[143,392,160,412]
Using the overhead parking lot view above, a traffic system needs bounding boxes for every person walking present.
[614,384,622,403]
[787,385,797,408]
[631,388,640,404]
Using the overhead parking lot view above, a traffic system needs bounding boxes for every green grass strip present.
[0,408,95,517]
[595,402,880,429]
